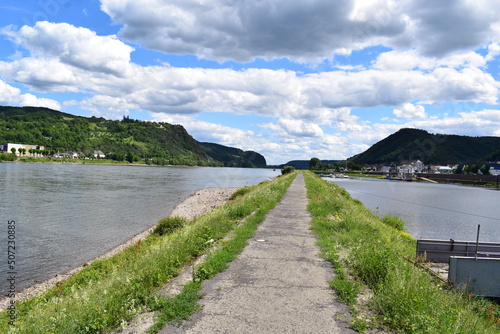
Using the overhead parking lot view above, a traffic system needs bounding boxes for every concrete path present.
[161,172,356,334]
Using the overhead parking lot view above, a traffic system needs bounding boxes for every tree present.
[10,147,16,155]
[480,165,490,175]
[110,153,125,161]
[348,162,361,171]
[309,157,321,170]
[126,152,134,163]
[281,166,295,175]
[470,164,479,174]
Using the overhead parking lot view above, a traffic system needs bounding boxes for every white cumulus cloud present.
[0,79,61,109]
[393,103,427,119]
[276,119,324,137]
[1,21,134,76]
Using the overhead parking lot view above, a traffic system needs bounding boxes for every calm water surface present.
[329,177,500,243]
[0,163,280,294]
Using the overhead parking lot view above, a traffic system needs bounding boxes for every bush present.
[281,166,295,175]
[0,153,16,161]
[109,153,126,161]
[153,217,188,236]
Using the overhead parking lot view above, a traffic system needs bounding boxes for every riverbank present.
[0,174,295,333]
[304,171,499,333]
[314,170,500,189]
[1,157,187,168]
[0,186,241,312]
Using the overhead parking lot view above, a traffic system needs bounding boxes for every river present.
[0,163,280,295]
[327,177,500,243]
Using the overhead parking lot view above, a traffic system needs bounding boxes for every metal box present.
[449,256,500,297]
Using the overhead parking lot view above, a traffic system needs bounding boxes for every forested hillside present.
[348,128,500,165]
[0,106,266,167]
[200,142,267,168]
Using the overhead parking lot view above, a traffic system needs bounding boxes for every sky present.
[0,1,500,165]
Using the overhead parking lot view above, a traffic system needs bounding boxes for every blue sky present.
[1,0,500,164]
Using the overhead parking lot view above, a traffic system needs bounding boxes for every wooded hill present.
[200,142,266,168]
[348,128,500,166]
[0,106,266,167]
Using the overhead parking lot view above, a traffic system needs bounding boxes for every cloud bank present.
[101,0,500,62]
[0,1,499,163]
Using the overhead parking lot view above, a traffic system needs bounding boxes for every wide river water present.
[0,163,280,295]
[328,177,500,244]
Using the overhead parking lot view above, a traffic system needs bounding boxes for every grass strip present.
[303,171,500,333]
[1,172,297,334]
[147,171,297,333]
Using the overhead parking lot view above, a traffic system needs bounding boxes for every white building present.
[380,166,392,173]
[397,164,415,178]
[411,160,425,172]
[0,143,25,155]
[93,150,106,159]
[0,143,46,156]
[490,167,500,176]
[438,166,453,174]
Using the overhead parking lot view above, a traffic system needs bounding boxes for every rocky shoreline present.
[0,186,241,312]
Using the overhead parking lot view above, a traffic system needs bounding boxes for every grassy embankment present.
[304,171,500,333]
[0,172,297,333]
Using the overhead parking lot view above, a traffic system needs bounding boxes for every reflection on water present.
[0,163,280,294]
[328,177,500,243]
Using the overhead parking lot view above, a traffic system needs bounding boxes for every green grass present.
[146,281,203,332]
[303,171,500,333]
[228,186,251,200]
[382,214,406,231]
[0,172,297,333]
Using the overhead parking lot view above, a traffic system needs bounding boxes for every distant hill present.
[0,106,266,167]
[200,142,266,168]
[277,160,341,169]
[348,128,500,165]
[480,147,500,163]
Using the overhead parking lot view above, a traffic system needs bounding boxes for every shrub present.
[0,153,16,161]
[153,217,188,236]
[281,165,295,175]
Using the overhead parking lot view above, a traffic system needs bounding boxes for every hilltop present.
[348,128,500,166]
[0,106,266,167]
[200,142,266,168]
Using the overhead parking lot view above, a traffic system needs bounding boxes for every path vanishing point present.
[161,172,357,333]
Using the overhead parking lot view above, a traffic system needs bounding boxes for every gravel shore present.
[0,187,241,312]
